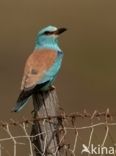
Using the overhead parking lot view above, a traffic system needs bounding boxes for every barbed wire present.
[0,109,116,156]
[0,108,114,128]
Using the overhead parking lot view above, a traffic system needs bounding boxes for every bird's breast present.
[47,51,63,76]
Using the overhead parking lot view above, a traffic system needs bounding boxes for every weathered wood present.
[31,89,64,156]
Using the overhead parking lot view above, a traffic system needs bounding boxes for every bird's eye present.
[44,31,51,35]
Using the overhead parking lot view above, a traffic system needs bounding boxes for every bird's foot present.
[49,85,55,91]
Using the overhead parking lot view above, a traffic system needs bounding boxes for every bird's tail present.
[12,89,33,112]
[12,81,50,112]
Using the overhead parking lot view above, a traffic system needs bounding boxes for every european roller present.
[12,25,67,112]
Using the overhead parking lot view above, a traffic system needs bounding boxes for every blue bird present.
[12,25,67,112]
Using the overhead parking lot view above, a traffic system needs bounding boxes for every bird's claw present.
[50,85,55,91]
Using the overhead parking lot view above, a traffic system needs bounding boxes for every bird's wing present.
[21,48,57,91]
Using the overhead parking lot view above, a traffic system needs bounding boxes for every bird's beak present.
[54,28,67,35]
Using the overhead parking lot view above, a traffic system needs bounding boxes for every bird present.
[12,25,67,112]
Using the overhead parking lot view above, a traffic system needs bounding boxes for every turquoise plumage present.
[12,25,67,112]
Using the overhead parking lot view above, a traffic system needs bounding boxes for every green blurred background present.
[0,0,116,120]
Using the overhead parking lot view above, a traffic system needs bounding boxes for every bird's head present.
[35,25,67,51]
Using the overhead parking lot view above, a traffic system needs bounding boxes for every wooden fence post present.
[31,89,64,156]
